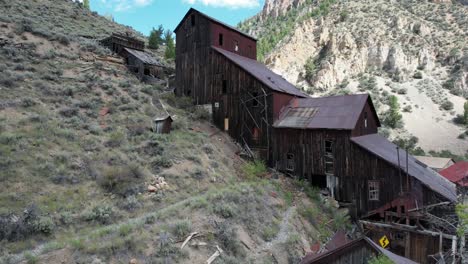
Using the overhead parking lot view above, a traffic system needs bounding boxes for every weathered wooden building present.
[173,9,462,263]
[101,33,145,54]
[209,47,307,159]
[122,47,165,83]
[272,94,457,216]
[174,8,258,104]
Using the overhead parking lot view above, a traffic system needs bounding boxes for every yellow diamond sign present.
[379,235,390,248]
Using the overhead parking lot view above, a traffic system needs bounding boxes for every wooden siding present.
[351,100,379,136]
[272,127,434,217]
[101,34,144,55]
[175,12,212,104]
[175,11,257,105]
[210,23,257,60]
[124,51,164,80]
[210,50,274,156]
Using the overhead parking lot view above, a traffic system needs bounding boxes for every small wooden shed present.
[154,115,173,134]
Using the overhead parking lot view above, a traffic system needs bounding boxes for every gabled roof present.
[212,47,308,98]
[174,8,256,41]
[439,162,468,187]
[274,94,380,130]
[124,48,165,67]
[351,134,457,202]
[301,236,417,264]
[414,156,455,170]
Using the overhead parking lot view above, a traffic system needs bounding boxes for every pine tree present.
[384,95,403,129]
[83,0,90,10]
[164,30,175,60]
[148,25,164,50]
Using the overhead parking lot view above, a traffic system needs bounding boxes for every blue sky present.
[89,0,264,36]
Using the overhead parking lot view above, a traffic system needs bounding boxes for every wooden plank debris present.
[180,232,198,249]
[206,245,223,264]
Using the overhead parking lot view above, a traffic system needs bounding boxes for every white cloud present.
[182,0,260,9]
[100,0,154,12]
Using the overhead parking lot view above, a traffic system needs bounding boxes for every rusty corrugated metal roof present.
[174,8,257,41]
[439,162,468,187]
[274,94,378,129]
[212,47,308,98]
[124,48,165,67]
[351,134,457,202]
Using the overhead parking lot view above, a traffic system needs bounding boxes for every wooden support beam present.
[359,220,456,240]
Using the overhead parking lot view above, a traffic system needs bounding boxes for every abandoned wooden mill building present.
[174,8,465,263]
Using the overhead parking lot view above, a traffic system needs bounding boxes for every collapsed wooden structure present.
[174,8,465,263]
[101,33,167,83]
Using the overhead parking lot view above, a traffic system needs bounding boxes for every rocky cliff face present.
[240,0,468,155]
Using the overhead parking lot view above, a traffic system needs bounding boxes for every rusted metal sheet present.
[211,47,308,98]
[351,134,457,202]
[273,94,380,130]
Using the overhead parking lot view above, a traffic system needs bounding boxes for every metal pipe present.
[406,147,409,192]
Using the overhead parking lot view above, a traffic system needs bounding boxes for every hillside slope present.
[239,0,468,157]
[0,1,349,263]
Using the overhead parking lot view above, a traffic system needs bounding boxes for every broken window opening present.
[186,89,192,96]
[144,68,150,76]
[191,15,196,27]
[234,41,239,52]
[324,140,334,175]
[252,92,259,107]
[364,112,368,128]
[219,34,223,46]
[286,153,295,171]
[222,80,227,94]
[368,180,379,201]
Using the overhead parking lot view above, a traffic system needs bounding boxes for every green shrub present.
[170,220,191,238]
[34,216,55,235]
[383,95,403,128]
[193,107,211,120]
[242,160,267,180]
[151,156,173,171]
[83,204,115,224]
[262,224,279,241]
[105,130,126,147]
[213,203,237,218]
[368,255,394,264]
[413,71,423,79]
[97,163,145,196]
[441,100,454,111]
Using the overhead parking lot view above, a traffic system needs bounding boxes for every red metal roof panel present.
[439,161,468,187]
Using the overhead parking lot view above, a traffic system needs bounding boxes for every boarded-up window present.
[219,34,223,46]
[324,140,334,175]
[368,180,379,201]
[286,153,295,171]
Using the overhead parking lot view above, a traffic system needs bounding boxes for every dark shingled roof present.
[274,94,380,129]
[124,48,165,67]
[211,47,308,98]
[174,8,256,41]
[351,134,457,202]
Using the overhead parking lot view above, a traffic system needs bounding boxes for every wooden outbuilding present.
[101,33,145,55]
[174,8,258,104]
[414,156,455,172]
[154,115,173,134]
